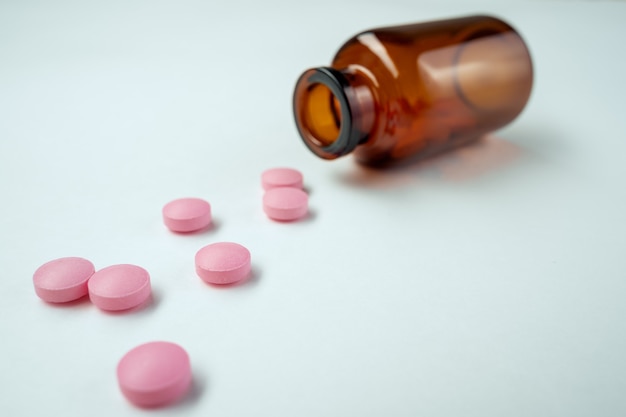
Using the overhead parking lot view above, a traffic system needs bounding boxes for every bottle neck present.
[293,67,375,160]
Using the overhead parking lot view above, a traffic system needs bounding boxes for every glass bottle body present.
[293,15,533,165]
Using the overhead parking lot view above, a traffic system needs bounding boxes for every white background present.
[1,1,625,416]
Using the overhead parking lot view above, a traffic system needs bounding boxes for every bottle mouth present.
[293,67,362,159]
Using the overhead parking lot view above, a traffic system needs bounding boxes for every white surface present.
[1,1,626,416]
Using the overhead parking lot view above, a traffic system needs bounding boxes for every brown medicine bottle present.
[293,15,533,165]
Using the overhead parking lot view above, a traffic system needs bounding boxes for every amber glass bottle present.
[293,15,533,165]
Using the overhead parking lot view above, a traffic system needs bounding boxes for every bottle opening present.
[302,83,342,147]
[293,67,364,160]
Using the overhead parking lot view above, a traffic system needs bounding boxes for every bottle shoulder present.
[330,31,401,98]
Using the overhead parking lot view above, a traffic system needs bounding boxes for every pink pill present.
[162,197,212,233]
[261,167,304,190]
[117,341,192,408]
[263,187,309,221]
[32,257,95,303]
[195,242,251,285]
[88,264,151,311]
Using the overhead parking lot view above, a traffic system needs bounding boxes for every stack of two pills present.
[261,167,309,221]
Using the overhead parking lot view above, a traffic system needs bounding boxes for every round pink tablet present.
[88,264,151,311]
[33,257,95,303]
[195,242,251,285]
[263,187,309,221]
[117,341,192,408]
[162,197,212,233]
[261,167,304,190]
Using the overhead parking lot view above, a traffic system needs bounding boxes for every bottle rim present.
[293,67,362,159]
